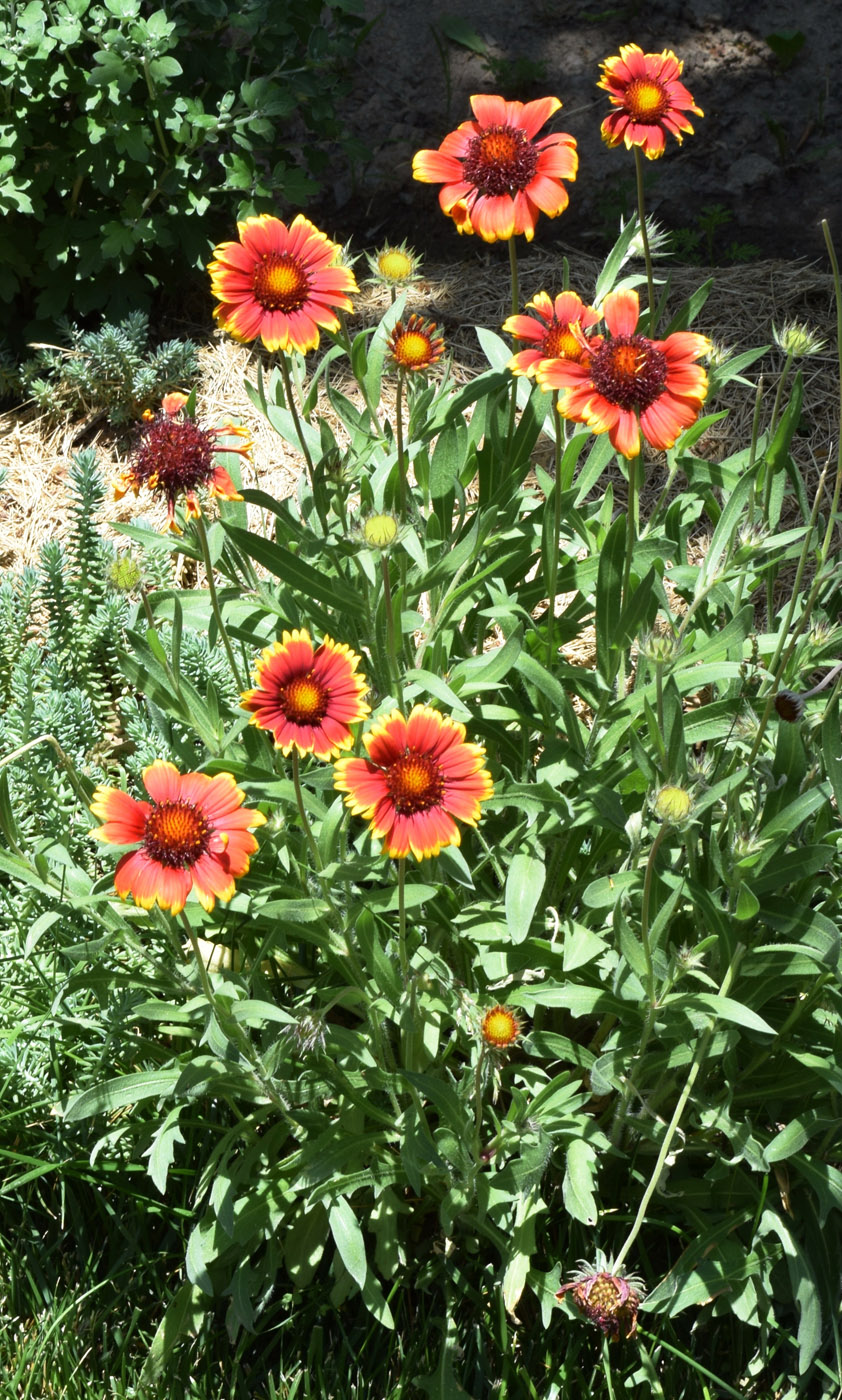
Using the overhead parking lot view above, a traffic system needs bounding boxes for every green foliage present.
[0,0,366,337]
[3,225,842,1400]
[9,310,200,424]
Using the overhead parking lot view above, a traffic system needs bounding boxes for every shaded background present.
[310,0,842,266]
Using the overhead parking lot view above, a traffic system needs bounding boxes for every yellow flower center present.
[144,801,210,868]
[387,753,445,814]
[378,249,414,281]
[393,331,433,369]
[281,674,329,724]
[544,323,584,362]
[252,253,310,312]
[626,78,669,121]
[481,1006,521,1048]
[364,513,399,549]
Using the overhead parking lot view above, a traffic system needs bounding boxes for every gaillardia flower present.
[503,290,599,377]
[113,398,250,533]
[557,1263,645,1341]
[90,761,265,915]
[412,94,577,243]
[334,704,493,860]
[387,314,445,373]
[241,629,370,760]
[209,214,357,354]
[598,45,703,159]
[481,1004,524,1050]
[538,288,710,458]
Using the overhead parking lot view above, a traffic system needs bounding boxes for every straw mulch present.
[0,249,837,573]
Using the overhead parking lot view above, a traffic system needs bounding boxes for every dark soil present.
[310,0,842,269]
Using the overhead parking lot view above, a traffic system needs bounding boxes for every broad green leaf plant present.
[3,44,842,1400]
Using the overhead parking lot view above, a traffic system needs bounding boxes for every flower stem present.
[612,943,746,1272]
[545,391,564,664]
[634,148,657,334]
[193,512,244,690]
[397,856,409,983]
[505,236,520,452]
[621,450,641,613]
[395,370,407,518]
[381,552,404,707]
[291,749,325,873]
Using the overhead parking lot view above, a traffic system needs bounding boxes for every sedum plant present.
[3,44,842,1400]
[12,310,200,424]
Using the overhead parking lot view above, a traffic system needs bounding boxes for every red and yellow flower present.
[387,314,445,373]
[90,761,265,915]
[598,44,703,159]
[502,290,599,377]
[241,629,369,760]
[412,94,577,243]
[481,1004,524,1050]
[208,214,357,354]
[113,398,250,533]
[537,288,710,458]
[334,704,493,860]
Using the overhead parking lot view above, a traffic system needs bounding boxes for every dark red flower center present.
[251,253,311,313]
[462,124,539,197]
[133,417,216,504]
[386,752,445,815]
[542,321,584,362]
[280,673,329,724]
[624,77,670,121]
[589,335,667,413]
[144,801,211,868]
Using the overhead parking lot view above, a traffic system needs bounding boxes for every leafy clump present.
[0,0,366,339]
[10,311,199,425]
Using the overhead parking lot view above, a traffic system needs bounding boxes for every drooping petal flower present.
[413,94,577,243]
[598,44,703,160]
[241,630,369,760]
[90,761,265,915]
[334,705,493,860]
[209,214,357,353]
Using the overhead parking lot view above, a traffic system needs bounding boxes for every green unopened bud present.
[363,512,399,550]
[108,553,143,592]
[653,785,692,824]
[772,318,826,359]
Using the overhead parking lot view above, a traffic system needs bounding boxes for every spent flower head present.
[557,1259,645,1341]
[113,397,249,534]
